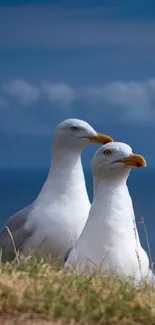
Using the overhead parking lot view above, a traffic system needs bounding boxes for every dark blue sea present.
[0,167,155,261]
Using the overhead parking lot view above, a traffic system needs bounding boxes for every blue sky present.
[0,0,155,168]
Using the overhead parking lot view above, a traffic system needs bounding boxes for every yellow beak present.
[115,153,146,168]
[88,133,113,145]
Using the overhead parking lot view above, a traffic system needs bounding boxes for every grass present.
[1,218,154,325]
[0,254,155,325]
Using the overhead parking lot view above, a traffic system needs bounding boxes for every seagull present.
[0,118,113,264]
[65,142,155,285]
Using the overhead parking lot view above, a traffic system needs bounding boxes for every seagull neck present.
[50,147,82,174]
[42,147,86,193]
[93,170,129,201]
[89,170,131,224]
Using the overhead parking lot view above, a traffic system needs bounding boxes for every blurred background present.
[0,0,155,261]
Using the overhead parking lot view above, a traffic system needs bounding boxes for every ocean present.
[0,167,155,261]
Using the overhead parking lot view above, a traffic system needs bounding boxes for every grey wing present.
[0,204,34,262]
[64,247,73,263]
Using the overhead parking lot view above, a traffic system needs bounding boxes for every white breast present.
[65,179,149,282]
[22,151,90,264]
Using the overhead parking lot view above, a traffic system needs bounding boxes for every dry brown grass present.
[0,254,154,325]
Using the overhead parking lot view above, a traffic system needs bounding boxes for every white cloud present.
[1,78,155,124]
[3,80,41,105]
[85,79,155,123]
[42,82,75,107]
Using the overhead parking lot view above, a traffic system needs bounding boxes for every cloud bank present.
[3,80,41,105]
[42,82,75,107]
[1,78,155,125]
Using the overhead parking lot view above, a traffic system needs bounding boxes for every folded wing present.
[0,204,34,262]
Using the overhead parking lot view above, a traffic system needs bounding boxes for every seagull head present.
[91,142,146,177]
[52,118,113,150]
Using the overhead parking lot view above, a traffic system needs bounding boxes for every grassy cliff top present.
[0,255,155,325]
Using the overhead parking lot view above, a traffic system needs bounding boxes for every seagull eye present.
[103,149,112,156]
[70,126,80,132]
